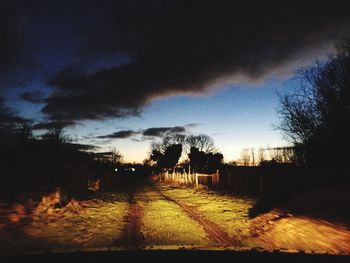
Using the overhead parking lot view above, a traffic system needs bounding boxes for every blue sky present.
[56,77,297,163]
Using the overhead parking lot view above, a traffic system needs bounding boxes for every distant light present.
[115,168,118,172]
[131,168,135,172]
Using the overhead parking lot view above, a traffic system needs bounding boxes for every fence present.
[219,165,311,196]
[158,169,220,188]
[157,165,314,196]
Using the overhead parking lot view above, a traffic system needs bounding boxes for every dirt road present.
[158,191,241,247]
[114,192,143,248]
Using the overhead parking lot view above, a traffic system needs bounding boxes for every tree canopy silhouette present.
[149,133,223,171]
[150,134,183,168]
[188,147,207,171]
[186,134,223,173]
[185,134,216,153]
[188,147,223,173]
[278,40,350,171]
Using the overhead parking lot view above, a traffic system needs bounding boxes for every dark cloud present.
[96,125,190,140]
[98,139,113,145]
[0,96,30,137]
[1,1,350,122]
[67,143,99,152]
[96,130,137,139]
[185,123,201,128]
[0,96,28,124]
[32,121,75,130]
[142,126,186,137]
[20,91,45,103]
[42,0,350,122]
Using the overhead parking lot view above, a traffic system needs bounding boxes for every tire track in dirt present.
[114,192,143,248]
[154,187,242,247]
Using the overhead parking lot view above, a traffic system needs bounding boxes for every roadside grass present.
[0,192,129,253]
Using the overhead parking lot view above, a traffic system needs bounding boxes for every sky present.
[1,0,350,163]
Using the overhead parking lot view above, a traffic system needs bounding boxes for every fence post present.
[195,173,198,188]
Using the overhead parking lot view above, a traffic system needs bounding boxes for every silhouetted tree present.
[150,148,164,165]
[150,135,183,168]
[188,147,223,173]
[239,149,251,166]
[0,97,32,143]
[185,134,216,153]
[206,152,224,173]
[186,134,223,172]
[14,122,33,142]
[188,146,207,172]
[110,147,123,163]
[42,126,69,144]
[257,148,266,165]
[162,134,185,149]
[151,133,222,172]
[250,148,256,166]
[163,144,182,168]
[277,40,350,171]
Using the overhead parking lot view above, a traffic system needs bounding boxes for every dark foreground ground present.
[2,249,350,263]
